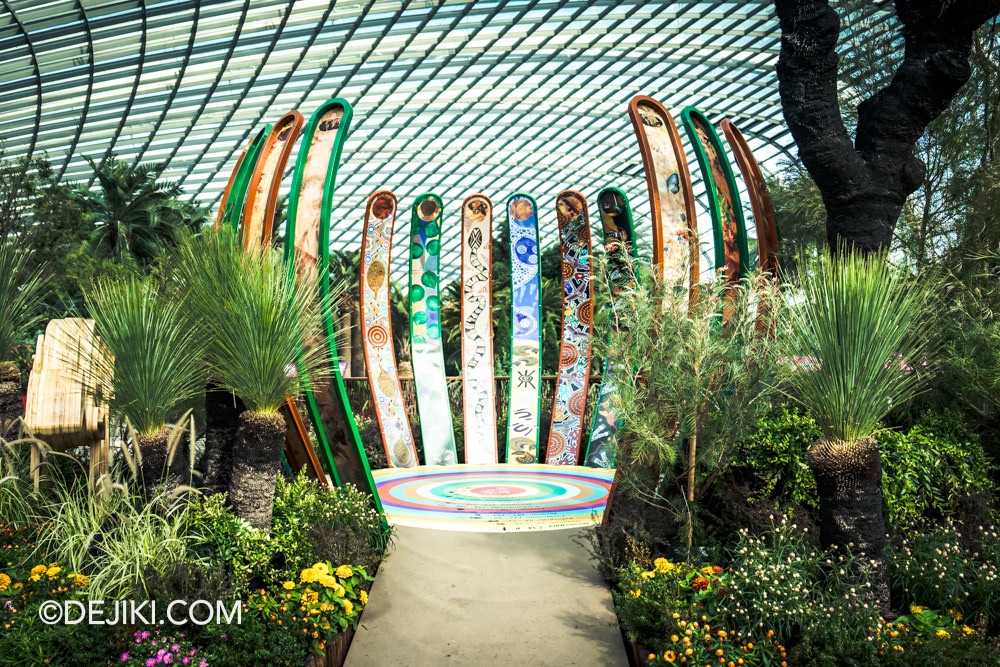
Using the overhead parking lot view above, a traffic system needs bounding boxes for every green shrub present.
[200,611,309,667]
[879,411,993,528]
[889,520,1000,625]
[733,406,821,510]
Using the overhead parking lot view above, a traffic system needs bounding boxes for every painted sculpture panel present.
[409,194,458,465]
[244,111,303,249]
[628,96,698,291]
[361,190,418,468]
[546,191,593,466]
[720,119,780,278]
[461,194,498,464]
[286,99,381,508]
[682,107,750,283]
[585,187,639,468]
[506,194,542,464]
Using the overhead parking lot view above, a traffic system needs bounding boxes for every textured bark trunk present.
[135,429,170,495]
[228,411,286,532]
[807,437,890,612]
[0,362,22,438]
[201,385,243,495]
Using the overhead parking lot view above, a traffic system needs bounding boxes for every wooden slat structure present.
[23,318,111,487]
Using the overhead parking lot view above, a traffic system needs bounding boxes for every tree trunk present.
[201,385,243,495]
[135,429,170,496]
[228,411,286,532]
[0,362,22,438]
[807,437,890,613]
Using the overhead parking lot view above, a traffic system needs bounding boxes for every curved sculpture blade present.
[222,124,270,233]
[585,187,638,469]
[361,190,418,468]
[216,139,250,228]
[286,99,381,507]
[461,194,498,464]
[628,96,698,291]
[720,119,780,278]
[244,110,304,250]
[506,193,542,465]
[409,194,458,465]
[681,107,751,284]
[546,190,593,466]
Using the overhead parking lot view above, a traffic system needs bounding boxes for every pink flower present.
[182,659,190,666]
[121,654,130,662]
[171,645,180,652]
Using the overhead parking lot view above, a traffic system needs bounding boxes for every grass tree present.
[0,242,51,430]
[609,264,785,550]
[85,276,206,493]
[782,250,935,611]
[170,230,329,531]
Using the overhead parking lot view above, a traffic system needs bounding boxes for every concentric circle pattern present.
[373,464,615,533]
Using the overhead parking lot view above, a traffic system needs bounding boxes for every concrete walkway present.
[345,525,629,667]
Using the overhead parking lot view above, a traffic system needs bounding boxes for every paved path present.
[345,525,629,667]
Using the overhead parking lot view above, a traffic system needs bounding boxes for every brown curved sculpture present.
[216,140,250,228]
[720,119,781,278]
[628,95,699,294]
[243,110,304,249]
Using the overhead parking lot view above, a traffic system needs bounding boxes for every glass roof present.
[0,0,893,281]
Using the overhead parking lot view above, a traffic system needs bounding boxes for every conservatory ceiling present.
[0,0,893,280]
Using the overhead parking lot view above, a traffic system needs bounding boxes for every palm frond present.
[782,250,937,441]
[0,242,51,359]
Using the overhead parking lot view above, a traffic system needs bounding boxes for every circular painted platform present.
[373,464,615,532]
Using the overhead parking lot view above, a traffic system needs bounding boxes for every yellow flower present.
[910,605,926,614]
[0,573,10,591]
[30,565,46,576]
[654,558,675,573]
[628,589,641,599]
[663,650,676,663]
[342,599,354,615]
[302,588,319,605]
[313,563,330,575]
[300,568,320,583]
[671,635,679,643]
[360,590,368,605]
[335,565,354,579]
[73,574,89,588]
[648,654,655,661]
[45,566,61,577]
[935,629,950,640]
[283,581,295,590]
[701,565,715,576]
[962,625,974,636]
[29,574,40,582]
[641,571,656,580]
[317,641,326,651]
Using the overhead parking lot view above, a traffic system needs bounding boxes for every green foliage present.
[880,411,993,528]
[0,243,51,360]
[200,610,309,667]
[33,484,199,599]
[889,520,1000,625]
[608,264,785,511]
[85,275,206,435]
[76,156,208,266]
[168,229,330,414]
[733,407,821,510]
[782,251,936,442]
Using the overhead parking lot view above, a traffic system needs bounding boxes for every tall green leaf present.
[0,242,50,359]
[783,251,936,441]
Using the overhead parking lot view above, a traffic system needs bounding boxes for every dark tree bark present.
[0,362,22,438]
[807,438,890,611]
[228,411,287,532]
[201,385,244,495]
[774,0,1000,252]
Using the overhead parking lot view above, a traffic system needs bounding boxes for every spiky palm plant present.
[0,242,51,430]
[169,230,330,530]
[782,250,935,610]
[85,276,206,492]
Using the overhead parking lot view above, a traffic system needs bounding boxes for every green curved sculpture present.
[222,124,270,233]
[285,99,381,510]
[680,107,751,281]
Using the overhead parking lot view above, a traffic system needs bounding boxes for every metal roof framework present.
[0,0,895,281]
